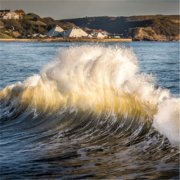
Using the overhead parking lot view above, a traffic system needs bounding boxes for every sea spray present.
[153,98,180,146]
[0,45,179,146]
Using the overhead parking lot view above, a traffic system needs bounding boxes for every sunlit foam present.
[0,45,178,146]
[153,98,180,147]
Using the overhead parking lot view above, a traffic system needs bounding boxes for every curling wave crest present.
[0,45,179,146]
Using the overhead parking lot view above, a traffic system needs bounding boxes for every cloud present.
[1,0,179,19]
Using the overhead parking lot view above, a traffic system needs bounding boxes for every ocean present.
[0,42,179,179]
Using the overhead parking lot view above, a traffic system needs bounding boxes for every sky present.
[0,0,179,19]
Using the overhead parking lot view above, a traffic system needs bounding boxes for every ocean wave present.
[0,45,179,147]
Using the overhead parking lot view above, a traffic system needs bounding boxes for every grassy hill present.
[0,13,75,38]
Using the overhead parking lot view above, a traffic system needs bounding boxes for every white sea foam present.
[153,98,180,147]
[0,45,179,146]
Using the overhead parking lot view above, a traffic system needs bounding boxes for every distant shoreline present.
[0,38,132,43]
[0,38,178,43]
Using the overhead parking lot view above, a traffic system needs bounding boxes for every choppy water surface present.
[0,42,179,179]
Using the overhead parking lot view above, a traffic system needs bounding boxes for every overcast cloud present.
[0,0,179,19]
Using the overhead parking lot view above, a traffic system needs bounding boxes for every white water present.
[153,98,180,147]
[0,45,179,146]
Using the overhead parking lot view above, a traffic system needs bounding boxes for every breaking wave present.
[0,45,179,179]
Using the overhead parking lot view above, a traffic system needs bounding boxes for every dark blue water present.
[0,42,179,95]
[0,42,179,179]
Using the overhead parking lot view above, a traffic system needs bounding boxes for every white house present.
[47,25,64,37]
[93,32,107,39]
[3,12,20,20]
[64,28,88,38]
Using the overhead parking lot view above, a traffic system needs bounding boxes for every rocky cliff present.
[60,15,179,41]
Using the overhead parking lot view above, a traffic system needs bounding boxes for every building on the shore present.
[32,33,39,38]
[0,10,10,19]
[3,12,20,20]
[88,29,109,39]
[93,32,107,39]
[0,9,24,20]
[64,27,88,38]
[109,34,121,38]
[15,9,25,19]
[47,25,64,37]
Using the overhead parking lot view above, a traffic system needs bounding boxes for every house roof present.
[65,28,88,37]
[47,25,64,37]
